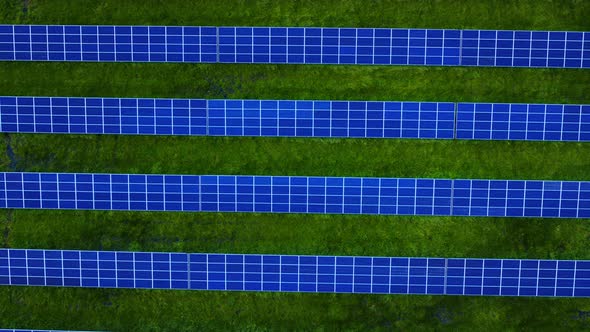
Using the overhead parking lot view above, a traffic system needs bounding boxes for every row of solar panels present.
[0,25,588,68]
[1,249,589,297]
[1,97,588,141]
[1,172,588,218]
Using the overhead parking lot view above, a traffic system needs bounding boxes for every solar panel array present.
[0,172,588,218]
[1,22,588,311]
[1,249,589,297]
[1,25,588,68]
[457,103,590,141]
[0,97,455,139]
[1,97,589,142]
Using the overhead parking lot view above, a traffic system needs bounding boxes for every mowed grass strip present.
[1,63,589,104]
[8,210,590,260]
[5,134,590,180]
[8,0,590,30]
[1,287,589,331]
[0,0,589,331]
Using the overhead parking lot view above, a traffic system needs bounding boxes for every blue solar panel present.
[217,27,462,66]
[0,97,455,139]
[2,97,589,142]
[0,25,587,68]
[461,30,589,68]
[0,25,217,62]
[452,180,589,218]
[0,248,588,297]
[456,103,590,141]
[0,172,588,218]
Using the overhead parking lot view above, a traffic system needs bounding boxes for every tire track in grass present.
[3,133,19,248]
[3,210,12,247]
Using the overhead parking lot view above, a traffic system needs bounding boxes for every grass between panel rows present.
[1,63,589,104]
[3,0,590,31]
[7,210,590,260]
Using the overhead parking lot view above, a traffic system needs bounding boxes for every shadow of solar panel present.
[0,249,588,297]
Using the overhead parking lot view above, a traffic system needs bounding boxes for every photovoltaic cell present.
[0,25,588,68]
[0,97,455,139]
[0,248,588,297]
[456,103,590,141]
[0,172,587,218]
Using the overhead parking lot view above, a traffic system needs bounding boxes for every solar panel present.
[0,248,588,297]
[0,25,588,68]
[456,103,590,141]
[452,180,590,218]
[2,97,589,142]
[0,172,588,218]
[461,30,588,68]
[0,97,455,139]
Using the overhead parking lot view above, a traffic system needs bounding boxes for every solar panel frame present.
[0,172,588,218]
[1,25,588,68]
[0,248,588,297]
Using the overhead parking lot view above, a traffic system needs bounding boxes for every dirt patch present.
[434,306,454,325]
[4,133,18,171]
[575,310,590,320]
[3,210,12,247]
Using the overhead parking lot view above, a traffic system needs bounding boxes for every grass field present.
[1,0,590,330]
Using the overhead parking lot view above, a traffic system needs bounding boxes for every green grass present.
[1,63,590,103]
[8,0,590,31]
[1,0,590,331]
[6,134,590,180]
[7,211,590,260]
[3,287,588,331]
